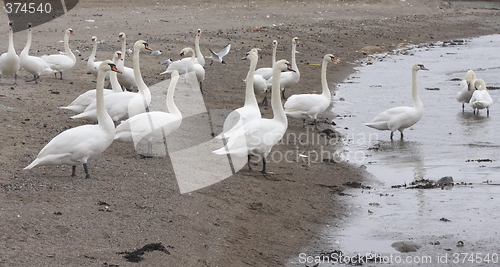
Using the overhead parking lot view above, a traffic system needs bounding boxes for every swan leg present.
[462,102,465,112]
[83,163,90,178]
[13,74,17,86]
[400,131,404,139]
[281,88,287,100]
[261,157,275,175]
[71,165,77,177]
[261,93,268,106]
[200,81,207,94]
[26,75,40,83]
[247,155,253,171]
[487,108,489,116]
[302,119,306,128]
[314,119,319,130]
[390,131,394,140]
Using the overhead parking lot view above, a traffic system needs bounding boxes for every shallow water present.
[287,35,500,266]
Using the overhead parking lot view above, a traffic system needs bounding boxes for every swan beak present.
[179,52,185,60]
[144,44,152,51]
[110,65,122,74]
[287,66,297,72]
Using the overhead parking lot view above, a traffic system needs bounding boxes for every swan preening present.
[114,69,182,156]
[41,28,76,80]
[217,48,262,139]
[20,23,53,84]
[0,21,20,85]
[71,40,152,121]
[470,78,493,115]
[206,43,231,65]
[456,69,477,111]
[365,63,428,140]
[284,54,337,129]
[24,60,122,178]
[213,59,296,174]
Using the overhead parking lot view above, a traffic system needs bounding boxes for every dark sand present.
[1,0,498,266]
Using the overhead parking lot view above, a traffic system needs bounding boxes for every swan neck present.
[64,31,75,60]
[8,28,15,54]
[90,41,97,59]
[244,57,259,107]
[133,48,148,92]
[96,70,113,128]
[291,41,297,70]
[271,45,277,67]
[271,66,287,123]
[321,58,330,97]
[412,69,422,108]
[166,74,181,117]
[21,29,31,56]
[194,34,204,66]
[110,70,122,92]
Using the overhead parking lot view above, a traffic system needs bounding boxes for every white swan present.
[60,51,123,113]
[456,69,477,111]
[71,40,152,121]
[284,54,337,129]
[213,59,296,174]
[166,47,205,93]
[86,36,102,78]
[266,37,300,100]
[160,29,205,74]
[365,63,428,140]
[0,21,20,85]
[469,79,493,116]
[114,69,182,156]
[24,60,121,178]
[206,43,231,65]
[20,23,53,84]
[217,48,262,139]
[117,32,137,90]
[255,40,278,80]
[41,28,76,80]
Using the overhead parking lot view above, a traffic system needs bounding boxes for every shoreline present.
[1,1,499,266]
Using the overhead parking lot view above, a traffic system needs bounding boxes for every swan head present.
[241,49,259,61]
[100,60,122,74]
[197,29,202,36]
[474,79,487,91]
[8,21,13,28]
[272,40,278,47]
[179,47,195,59]
[276,59,296,73]
[413,63,428,72]
[465,69,476,83]
[66,28,74,35]
[91,36,97,45]
[27,23,32,30]
[118,32,126,41]
[325,54,337,63]
[113,51,123,63]
[134,40,152,52]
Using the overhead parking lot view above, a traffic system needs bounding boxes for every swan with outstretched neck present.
[20,23,53,84]
[365,63,428,140]
[114,70,182,156]
[284,54,337,129]
[217,48,262,139]
[41,28,76,80]
[117,32,137,90]
[0,21,20,85]
[266,37,300,100]
[213,59,296,174]
[24,60,121,178]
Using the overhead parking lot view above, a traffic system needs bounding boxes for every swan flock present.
[11,21,492,178]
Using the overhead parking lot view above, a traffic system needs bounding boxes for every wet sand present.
[0,0,499,266]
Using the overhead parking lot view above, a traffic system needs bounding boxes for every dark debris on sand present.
[117,242,171,262]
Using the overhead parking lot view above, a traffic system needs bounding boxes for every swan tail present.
[24,159,41,170]
[59,105,84,112]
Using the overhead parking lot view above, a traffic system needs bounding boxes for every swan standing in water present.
[206,43,231,65]
[284,54,337,129]
[41,28,76,80]
[0,21,20,85]
[24,60,122,178]
[217,48,262,139]
[71,40,152,121]
[469,79,493,116]
[213,59,296,174]
[456,69,477,111]
[20,23,53,84]
[365,63,428,140]
[114,70,182,156]
[117,32,137,90]
[60,51,124,113]
[266,37,300,100]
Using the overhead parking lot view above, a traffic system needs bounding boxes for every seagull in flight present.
[206,44,231,65]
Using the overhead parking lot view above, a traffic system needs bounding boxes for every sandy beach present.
[1,0,499,266]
